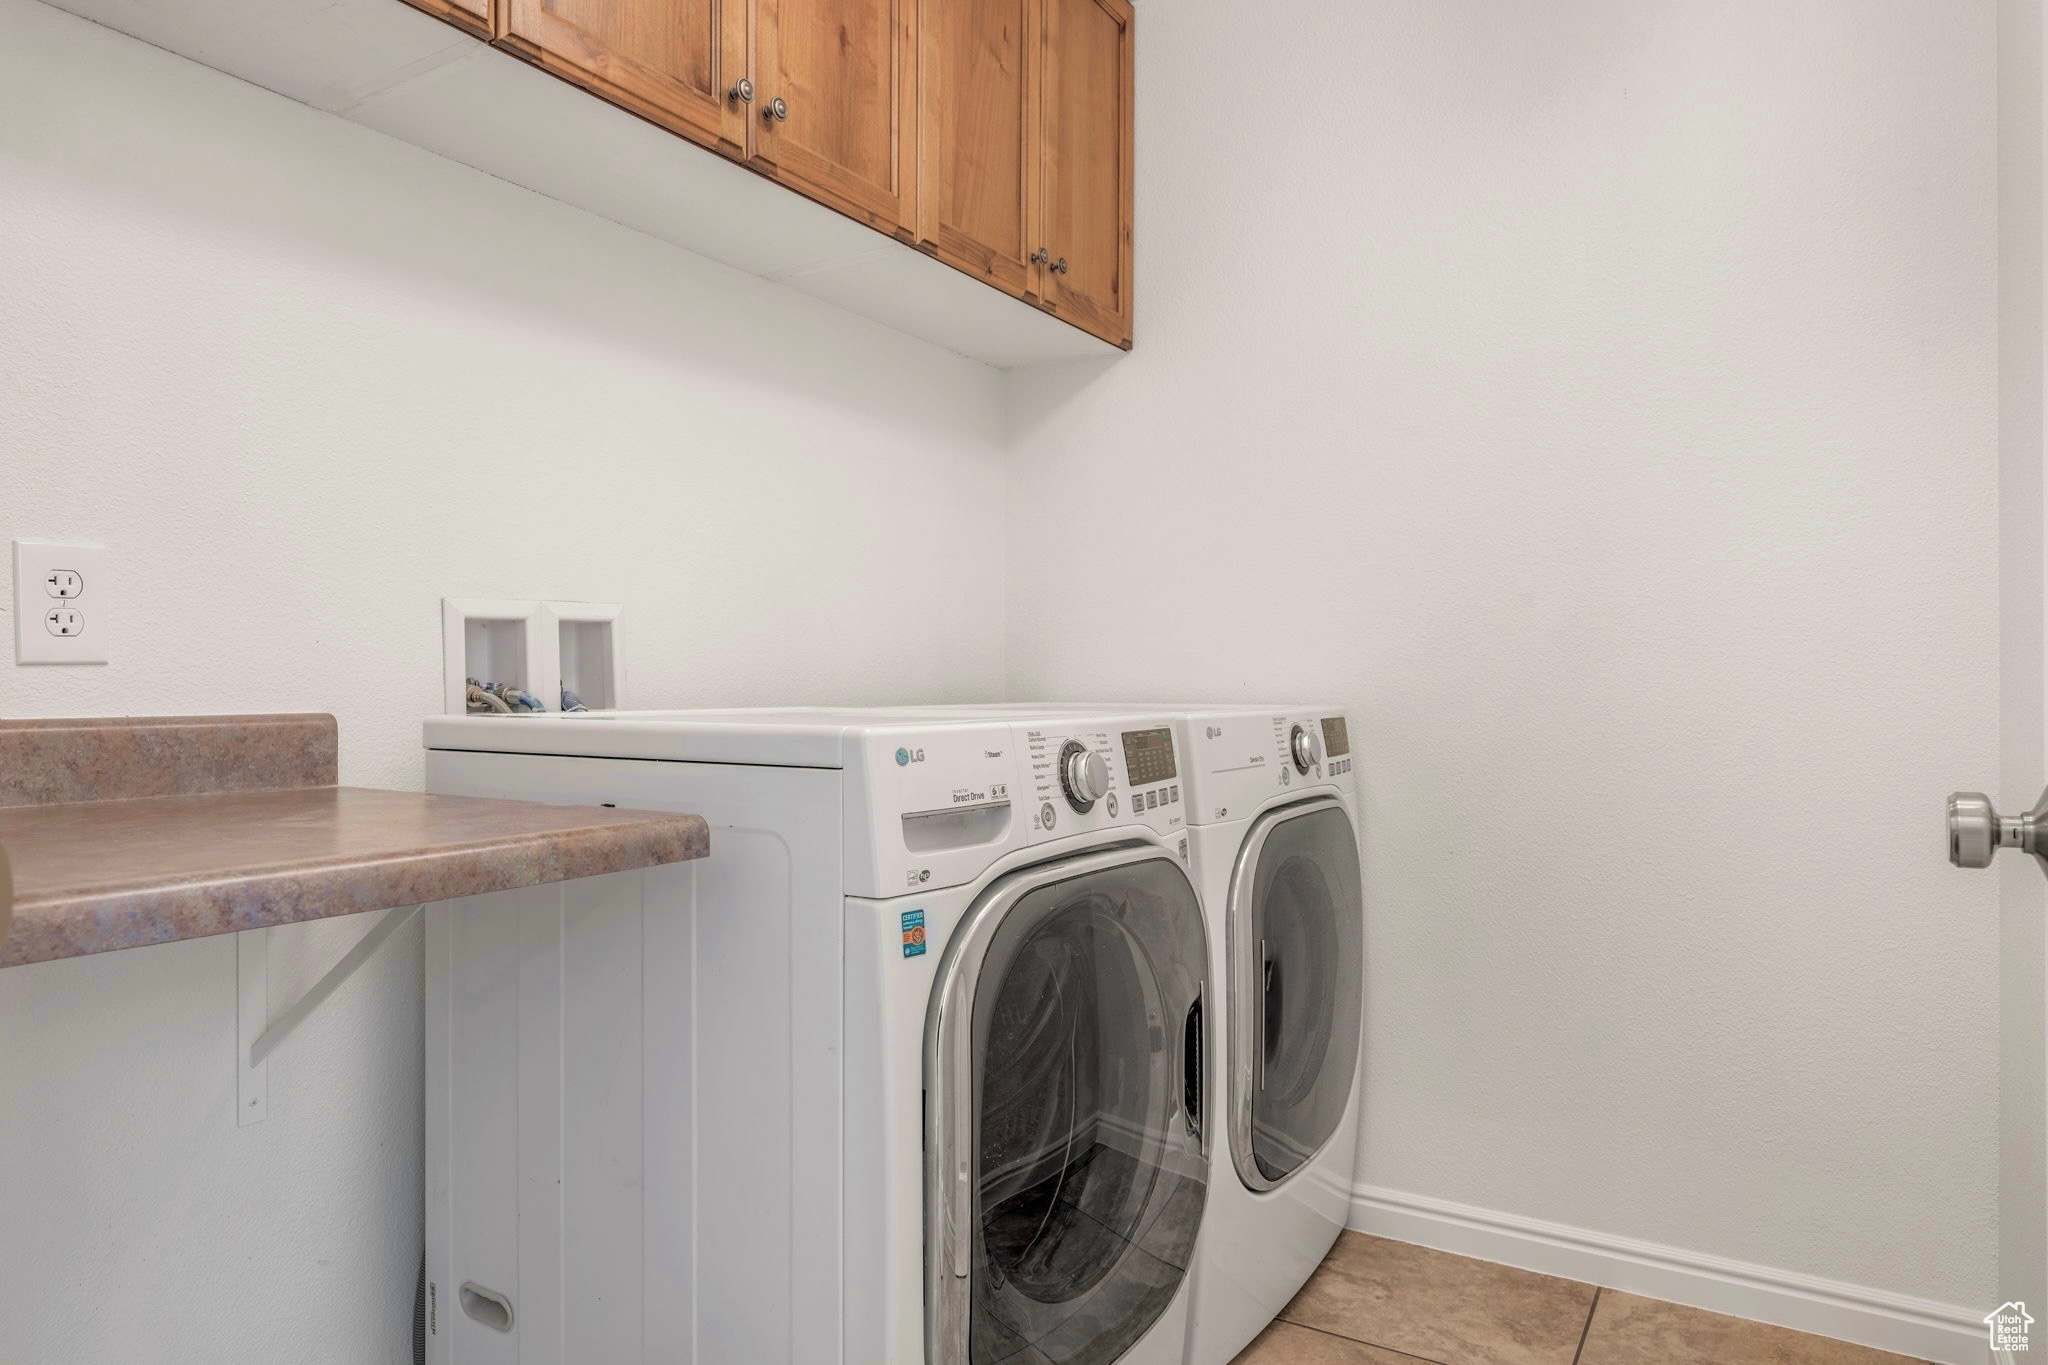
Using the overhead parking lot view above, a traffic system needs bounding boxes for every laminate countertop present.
[0,716,707,969]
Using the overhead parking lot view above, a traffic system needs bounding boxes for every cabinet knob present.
[764,96,789,122]
[1031,247,1050,266]
[1053,257,1068,275]
[728,76,754,104]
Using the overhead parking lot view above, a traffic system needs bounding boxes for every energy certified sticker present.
[901,909,927,958]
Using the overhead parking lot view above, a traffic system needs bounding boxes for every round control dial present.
[1059,739,1111,812]
[1289,723,1320,776]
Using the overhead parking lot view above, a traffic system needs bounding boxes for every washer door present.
[927,847,1209,1365]
[1229,798,1364,1191]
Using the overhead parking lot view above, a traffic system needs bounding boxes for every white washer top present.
[424,706,1194,897]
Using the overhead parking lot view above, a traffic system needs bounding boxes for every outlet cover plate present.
[14,539,108,664]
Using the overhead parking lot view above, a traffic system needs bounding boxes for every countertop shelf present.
[0,715,708,969]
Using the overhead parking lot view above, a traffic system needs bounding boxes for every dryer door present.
[1229,797,1364,1190]
[927,846,1209,1365]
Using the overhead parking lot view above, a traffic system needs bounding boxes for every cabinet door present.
[917,0,1039,296]
[499,0,746,154]
[401,0,491,39]
[750,0,918,232]
[1038,0,1132,345]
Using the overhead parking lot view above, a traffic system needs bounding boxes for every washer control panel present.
[846,711,1190,895]
[1023,719,1185,841]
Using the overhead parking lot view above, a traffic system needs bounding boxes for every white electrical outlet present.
[14,539,107,664]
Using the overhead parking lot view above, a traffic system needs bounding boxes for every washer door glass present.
[966,856,1208,1365]
[1237,802,1363,1187]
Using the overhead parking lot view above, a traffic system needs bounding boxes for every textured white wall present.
[1005,0,1999,1309]
[0,2,1005,1359]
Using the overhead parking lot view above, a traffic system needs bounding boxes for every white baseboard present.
[1348,1183,1984,1365]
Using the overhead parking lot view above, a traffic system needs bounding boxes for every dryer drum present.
[1238,803,1365,1189]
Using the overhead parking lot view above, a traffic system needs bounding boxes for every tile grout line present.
[1273,1315,1453,1365]
[1570,1286,1602,1365]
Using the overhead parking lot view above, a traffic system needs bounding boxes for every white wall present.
[0,2,1006,1359]
[1007,0,1999,1316]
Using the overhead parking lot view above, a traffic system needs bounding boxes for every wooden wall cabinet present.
[408,0,491,37]
[917,0,1130,346]
[401,0,1132,349]
[917,0,1039,297]
[492,0,915,230]
[750,0,918,233]
[495,0,746,153]
[1036,0,1131,345]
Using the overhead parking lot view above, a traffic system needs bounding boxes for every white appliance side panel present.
[561,871,648,1362]
[427,750,844,1365]
[426,900,452,1365]
[429,883,562,1364]
[843,884,968,1365]
[641,859,699,1362]
[515,886,565,1363]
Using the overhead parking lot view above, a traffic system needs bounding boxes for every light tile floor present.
[1231,1232,1930,1365]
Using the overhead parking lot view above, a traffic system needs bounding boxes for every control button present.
[1107,792,1119,817]
[1169,784,1179,803]
[1040,801,1056,830]
[1289,723,1319,775]
[1059,739,1110,812]
[1144,790,1157,811]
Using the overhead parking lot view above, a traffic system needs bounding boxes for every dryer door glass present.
[956,854,1208,1365]
[1236,801,1363,1188]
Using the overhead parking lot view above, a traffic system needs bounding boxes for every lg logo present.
[895,747,927,766]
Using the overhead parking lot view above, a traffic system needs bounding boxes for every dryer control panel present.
[1177,707,1357,825]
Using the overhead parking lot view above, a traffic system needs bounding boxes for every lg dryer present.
[1174,707,1363,1365]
